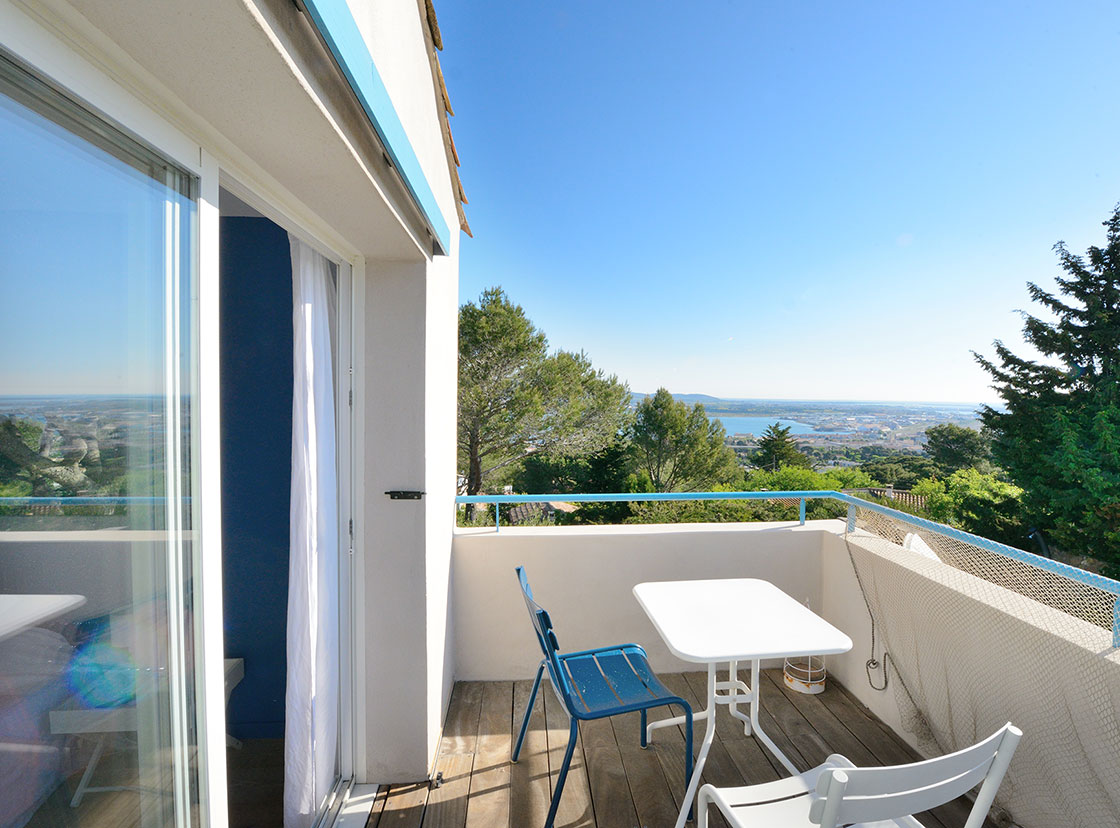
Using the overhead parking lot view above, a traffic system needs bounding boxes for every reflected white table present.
[633,578,852,828]
[0,594,86,642]
[51,657,247,806]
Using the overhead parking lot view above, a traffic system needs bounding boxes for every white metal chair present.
[697,722,1021,828]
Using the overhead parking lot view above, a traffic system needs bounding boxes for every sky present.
[437,0,1120,403]
[0,89,182,395]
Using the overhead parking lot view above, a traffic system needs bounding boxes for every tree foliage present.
[923,423,990,475]
[629,388,741,492]
[457,288,631,495]
[975,207,1120,571]
[751,423,811,471]
[912,470,1026,549]
[860,455,939,488]
[515,439,641,523]
[745,464,871,492]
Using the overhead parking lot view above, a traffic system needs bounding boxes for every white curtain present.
[284,235,339,828]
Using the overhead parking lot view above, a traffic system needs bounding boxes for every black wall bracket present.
[385,490,425,500]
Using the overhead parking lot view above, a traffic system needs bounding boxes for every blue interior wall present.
[220,216,292,739]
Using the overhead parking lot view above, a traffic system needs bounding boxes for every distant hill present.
[631,392,723,406]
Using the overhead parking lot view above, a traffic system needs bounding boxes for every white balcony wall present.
[818,531,914,743]
[452,521,832,679]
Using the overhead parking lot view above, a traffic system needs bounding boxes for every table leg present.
[747,658,799,775]
[71,733,108,807]
[674,662,717,828]
[645,708,710,745]
[726,659,753,736]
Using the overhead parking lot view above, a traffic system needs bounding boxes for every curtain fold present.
[284,235,339,828]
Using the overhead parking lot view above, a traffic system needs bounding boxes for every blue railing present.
[456,489,1120,646]
[0,497,172,506]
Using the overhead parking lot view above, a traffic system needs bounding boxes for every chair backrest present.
[514,566,572,699]
[809,723,1022,828]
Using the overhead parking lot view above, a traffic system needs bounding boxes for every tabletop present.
[633,578,852,663]
[0,593,86,643]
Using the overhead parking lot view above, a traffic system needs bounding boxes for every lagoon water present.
[712,416,821,436]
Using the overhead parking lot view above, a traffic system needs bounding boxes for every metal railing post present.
[1114,598,1120,648]
[799,498,806,525]
[495,503,500,533]
[846,503,857,533]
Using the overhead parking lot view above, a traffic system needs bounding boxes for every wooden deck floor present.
[367,670,991,828]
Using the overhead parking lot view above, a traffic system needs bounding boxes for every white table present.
[0,594,86,642]
[51,657,246,805]
[633,578,852,828]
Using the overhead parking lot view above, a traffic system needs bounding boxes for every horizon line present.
[634,392,990,407]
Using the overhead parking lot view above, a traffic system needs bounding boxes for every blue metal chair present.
[512,566,693,828]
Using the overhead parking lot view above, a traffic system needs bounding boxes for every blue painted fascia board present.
[301,0,452,254]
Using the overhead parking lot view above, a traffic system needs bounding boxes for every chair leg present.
[683,704,694,821]
[512,660,545,763]
[696,784,712,828]
[640,708,648,748]
[544,717,579,828]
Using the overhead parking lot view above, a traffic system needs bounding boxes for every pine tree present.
[975,206,1120,572]
[752,423,811,471]
[629,389,741,492]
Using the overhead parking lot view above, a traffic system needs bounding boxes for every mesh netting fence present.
[843,504,1120,828]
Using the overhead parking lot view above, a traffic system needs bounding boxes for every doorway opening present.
[218,187,347,828]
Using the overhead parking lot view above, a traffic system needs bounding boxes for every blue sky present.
[0,91,177,395]
[438,1,1120,403]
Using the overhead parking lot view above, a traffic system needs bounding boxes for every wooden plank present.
[465,682,512,828]
[364,785,389,828]
[607,708,680,828]
[440,682,484,756]
[376,782,429,828]
[817,679,921,764]
[508,679,550,828]
[681,669,781,786]
[541,680,595,827]
[423,753,474,828]
[761,670,879,766]
[578,705,639,828]
[736,667,831,769]
[420,681,484,828]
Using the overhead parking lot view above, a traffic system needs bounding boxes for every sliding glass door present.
[0,50,199,828]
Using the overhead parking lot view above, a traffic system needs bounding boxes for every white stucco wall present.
[422,245,460,772]
[361,260,430,781]
[451,521,830,680]
[360,246,459,783]
[818,529,916,750]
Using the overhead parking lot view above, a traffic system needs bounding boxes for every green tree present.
[629,388,741,491]
[975,206,1120,571]
[751,423,811,471]
[912,470,1026,548]
[923,423,990,474]
[514,438,641,523]
[745,464,872,493]
[860,455,939,488]
[457,288,631,497]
